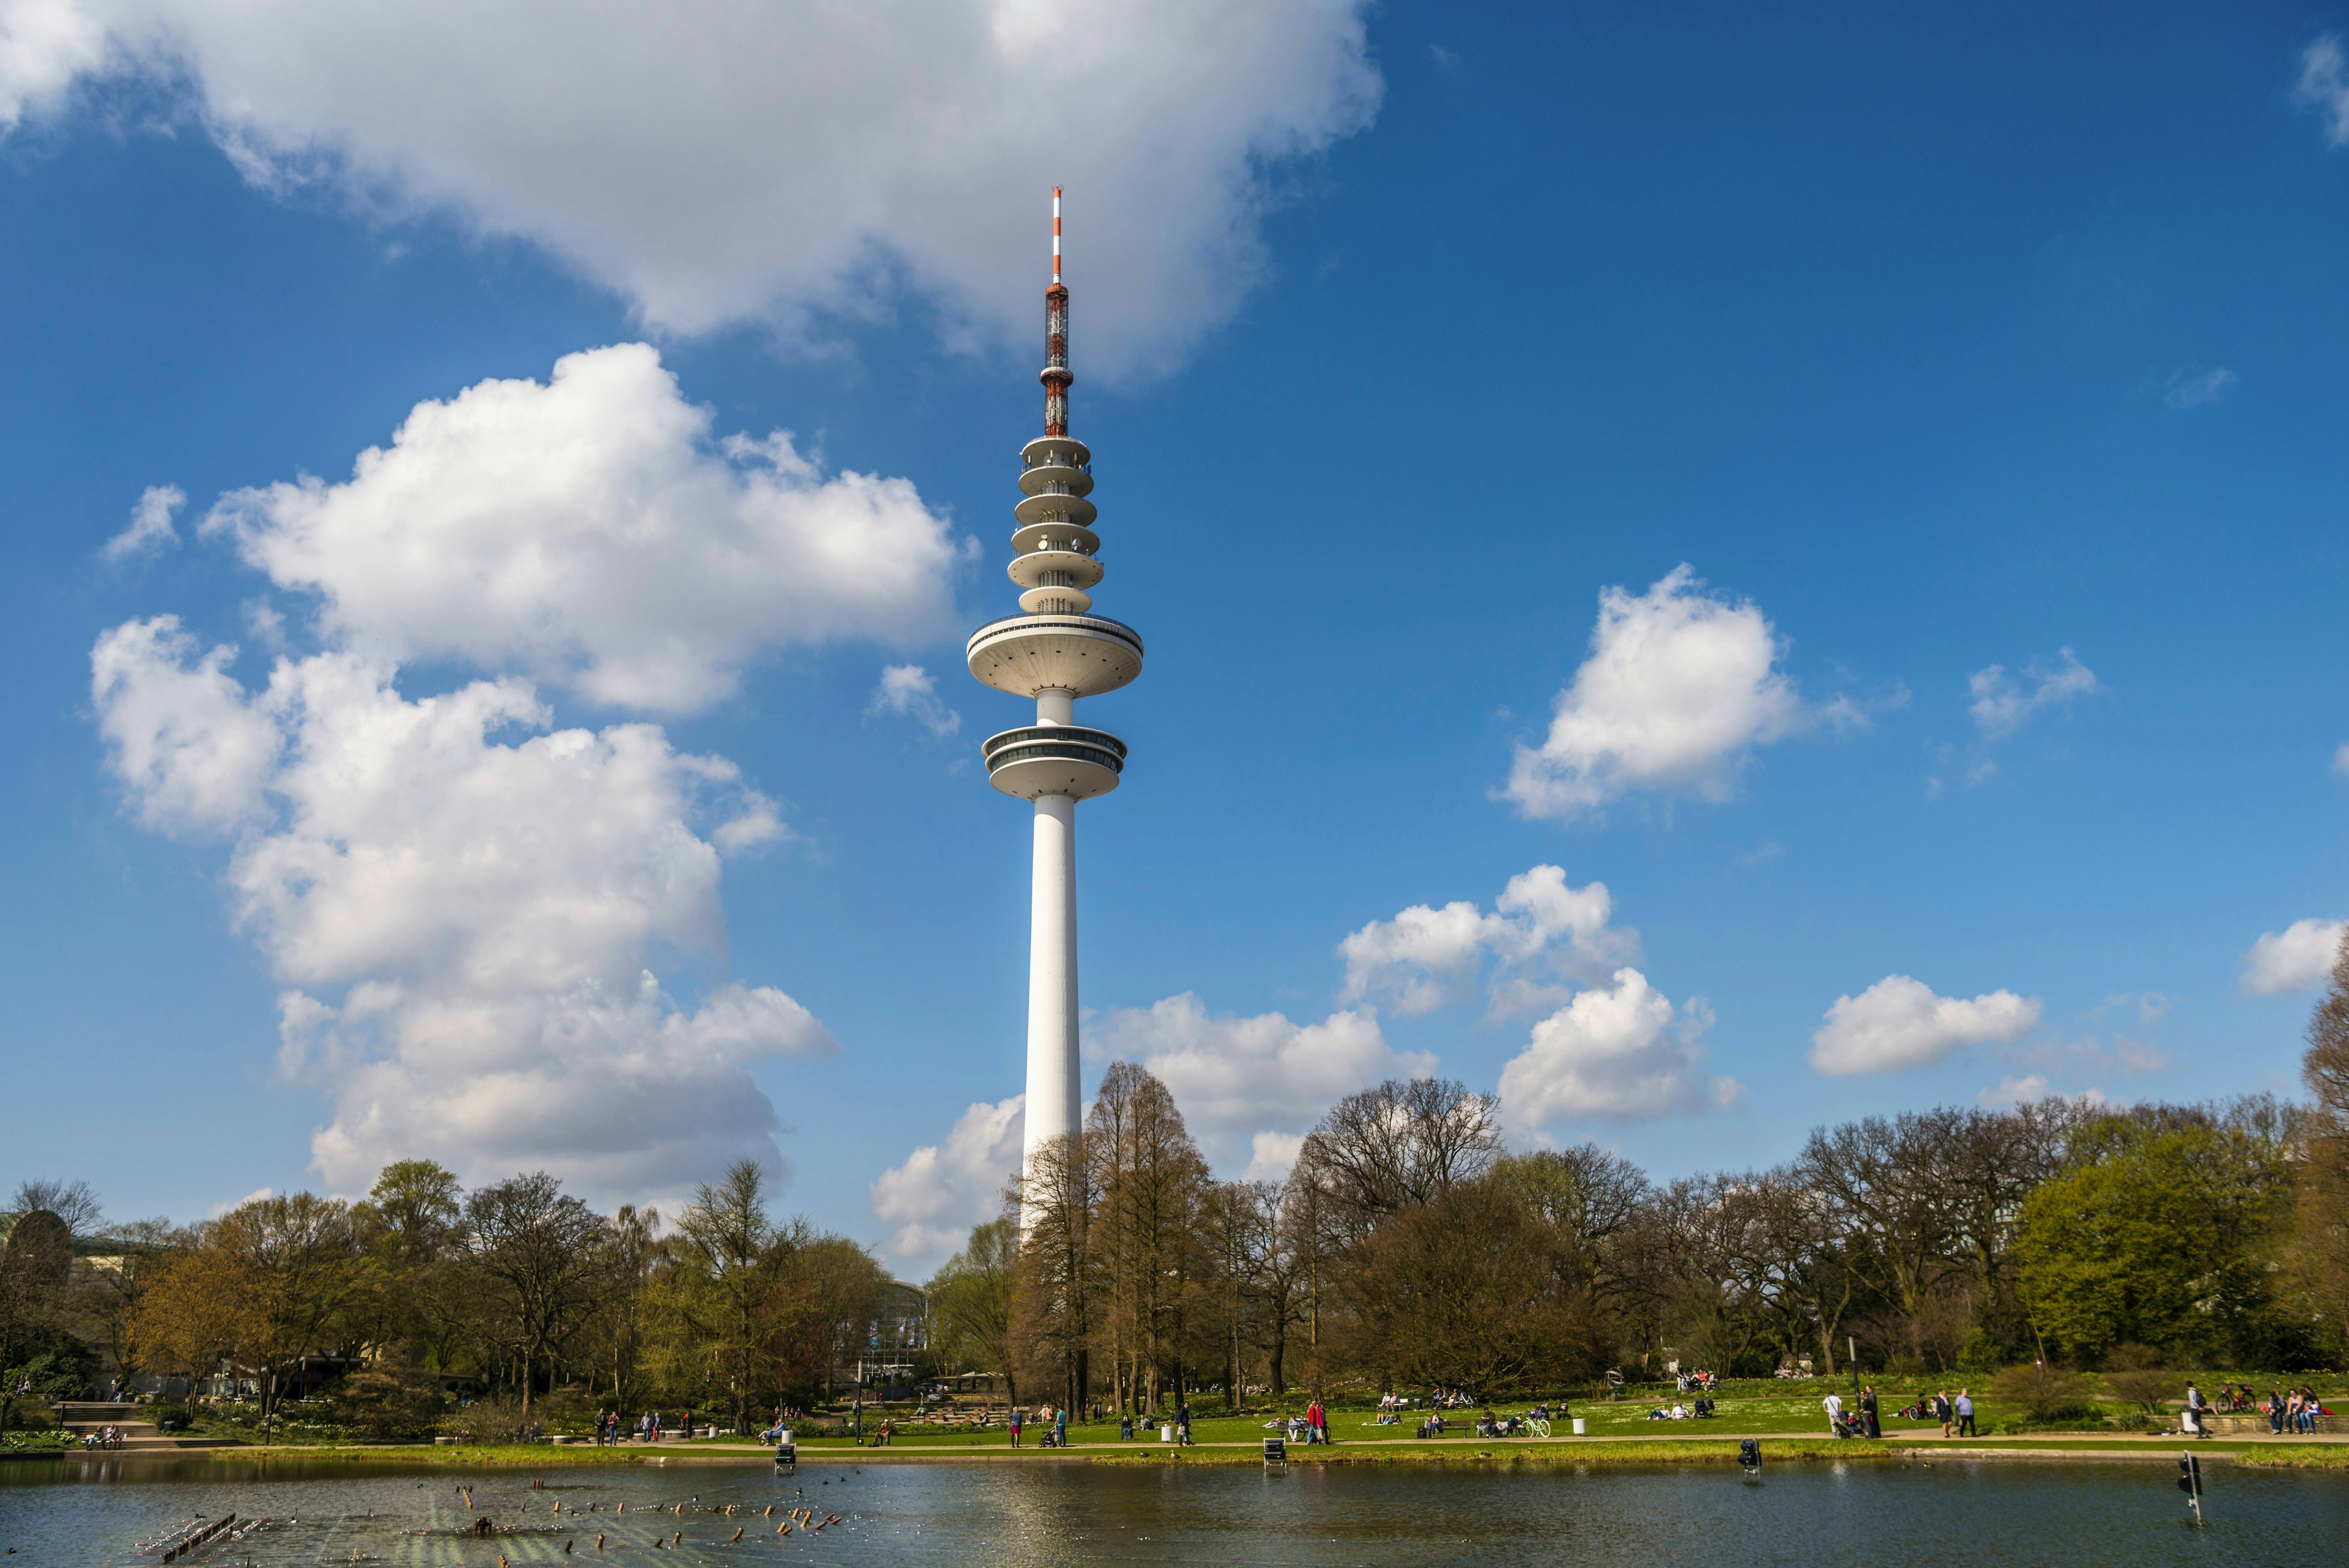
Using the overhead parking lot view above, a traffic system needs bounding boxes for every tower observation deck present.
[967,190,1142,1195]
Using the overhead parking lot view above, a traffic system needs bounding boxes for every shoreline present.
[14,1431,2345,1471]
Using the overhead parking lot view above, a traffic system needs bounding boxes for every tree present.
[187,1193,364,1435]
[673,1159,798,1434]
[1345,1177,1601,1395]
[1493,1145,1651,1318]
[928,1219,1017,1405]
[2293,932,2349,1356]
[462,1173,609,1411]
[2014,1118,2292,1364]
[1086,1063,1208,1413]
[352,1160,464,1371]
[1012,1131,1095,1414]
[583,1204,661,1409]
[0,1208,82,1429]
[1195,1180,1271,1410]
[9,1180,103,1238]
[1299,1079,1499,1239]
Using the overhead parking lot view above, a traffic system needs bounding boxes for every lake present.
[2,1451,2343,1566]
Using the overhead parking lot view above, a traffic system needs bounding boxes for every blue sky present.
[4,2,2346,1271]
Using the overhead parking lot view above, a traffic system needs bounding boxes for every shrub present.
[1989,1362,2095,1424]
[328,1369,446,1441]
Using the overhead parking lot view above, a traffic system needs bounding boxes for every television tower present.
[967,190,1144,1197]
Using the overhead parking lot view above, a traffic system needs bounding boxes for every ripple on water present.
[2,1453,2345,1567]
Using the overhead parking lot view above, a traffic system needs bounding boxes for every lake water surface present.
[2,1452,2343,1567]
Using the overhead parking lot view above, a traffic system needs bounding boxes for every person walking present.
[1054,1405,1067,1448]
[1009,1406,1023,1448]
[1822,1390,1845,1437]
[1934,1389,1953,1438]
[1953,1389,1975,1438]
[1176,1403,1192,1446]
[1861,1385,1880,1438]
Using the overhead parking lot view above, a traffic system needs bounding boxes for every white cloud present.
[91,620,830,1202]
[1967,647,2099,740]
[1504,566,1813,820]
[1088,994,1434,1170]
[1808,975,2041,1076]
[2240,918,2346,996]
[0,0,103,128]
[205,1184,275,1219]
[1976,1074,2049,1109]
[869,664,961,739]
[2163,368,2235,410]
[1338,863,1637,1017]
[99,484,186,562]
[2331,743,2349,779]
[202,344,964,713]
[1497,967,1739,1132]
[2298,34,2349,147]
[869,1094,1022,1268]
[90,616,280,834]
[34,0,1379,375]
[1242,1130,1306,1183]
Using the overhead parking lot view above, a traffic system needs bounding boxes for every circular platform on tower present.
[966,612,1145,699]
[981,724,1127,800]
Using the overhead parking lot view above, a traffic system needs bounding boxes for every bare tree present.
[1014,1131,1095,1414]
[462,1173,609,1411]
[10,1180,104,1238]
[1086,1063,1206,1414]
[1301,1078,1499,1238]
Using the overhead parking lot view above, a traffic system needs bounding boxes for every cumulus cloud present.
[869,664,961,739]
[25,0,1379,374]
[0,0,103,128]
[2240,918,2346,995]
[1497,968,1738,1132]
[1338,864,1637,1017]
[2163,368,2235,411]
[1976,1074,2049,1109]
[99,484,185,562]
[1242,1131,1307,1183]
[1088,994,1434,1170]
[203,344,963,713]
[90,616,280,834]
[1808,975,2041,1076]
[1504,566,1819,820]
[1967,647,2099,740]
[91,619,828,1201]
[2299,34,2349,146]
[869,1094,1022,1268]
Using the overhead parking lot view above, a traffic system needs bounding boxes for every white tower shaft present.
[1024,789,1080,1172]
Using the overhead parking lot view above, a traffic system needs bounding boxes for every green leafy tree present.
[673,1159,800,1434]
[927,1218,1017,1405]
[2014,1117,2290,1364]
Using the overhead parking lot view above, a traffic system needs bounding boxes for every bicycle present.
[1526,1418,1552,1439]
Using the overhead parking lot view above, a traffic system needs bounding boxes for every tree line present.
[936,951,2349,1413]
[0,1159,888,1438]
[7,945,2348,1434]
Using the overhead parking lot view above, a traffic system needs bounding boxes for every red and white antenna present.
[1043,187,1071,437]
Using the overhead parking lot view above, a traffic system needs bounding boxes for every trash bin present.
[1160,1424,1174,1443]
[1572,1418,1586,1435]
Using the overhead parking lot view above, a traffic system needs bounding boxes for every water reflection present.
[1,1452,2343,1566]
